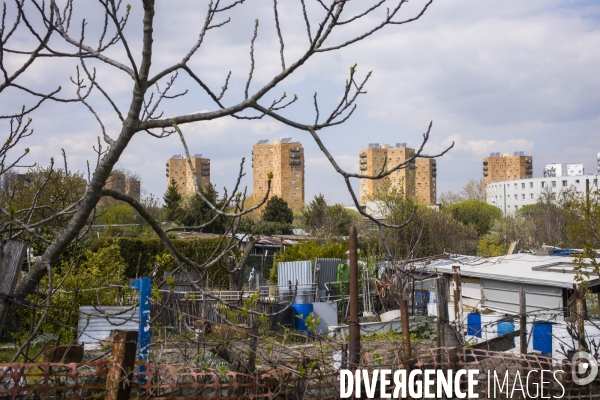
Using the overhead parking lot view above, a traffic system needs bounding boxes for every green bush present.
[445,200,502,236]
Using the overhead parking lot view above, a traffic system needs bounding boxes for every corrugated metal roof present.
[426,253,600,289]
[77,306,139,350]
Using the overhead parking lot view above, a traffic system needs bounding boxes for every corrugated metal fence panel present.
[78,306,139,350]
[278,261,312,303]
[277,261,313,287]
[314,258,341,291]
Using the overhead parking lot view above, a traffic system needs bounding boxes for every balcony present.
[483,172,488,177]
[360,160,367,164]
[483,161,488,166]
[293,146,301,152]
[201,172,209,176]
[202,166,209,171]
[290,152,301,158]
[290,160,301,166]
[360,152,367,158]
[202,161,210,165]
[360,165,367,171]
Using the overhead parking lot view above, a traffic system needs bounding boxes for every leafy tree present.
[163,178,182,222]
[438,178,485,206]
[239,217,292,236]
[445,200,502,236]
[262,196,293,224]
[301,194,354,239]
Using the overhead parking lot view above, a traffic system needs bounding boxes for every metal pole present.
[131,277,151,383]
[348,226,361,370]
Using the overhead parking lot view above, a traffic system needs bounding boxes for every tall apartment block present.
[483,151,533,186]
[166,154,211,195]
[105,172,141,202]
[252,138,305,208]
[358,143,437,206]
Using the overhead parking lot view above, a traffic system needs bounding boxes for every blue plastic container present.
[497,320,515,337]
[467,313,482,338]
[415,292,429,306]
[292,303,314,332]
[532,322,553,355]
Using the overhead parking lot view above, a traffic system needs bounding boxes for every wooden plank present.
[105,330,138,400]
[0,240,27,337]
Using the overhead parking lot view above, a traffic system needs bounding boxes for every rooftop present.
[424,252,600,289]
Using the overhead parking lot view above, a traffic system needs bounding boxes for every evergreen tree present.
[262,196,294,224]
[163,179,182,222]
[177,184,228,233]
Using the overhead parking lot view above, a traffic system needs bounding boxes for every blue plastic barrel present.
[532,322,553,355]
[497,320,515,337]
[467,313,482,338]
[292,303,314,332]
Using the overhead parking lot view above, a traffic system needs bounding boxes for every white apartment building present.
[486,174,599,214]
[543,163,584,178]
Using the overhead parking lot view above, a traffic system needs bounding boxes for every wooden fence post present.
[0,240,27,338]
[106,330,138,400]
[436,276,460,349]
[519,287,527,354]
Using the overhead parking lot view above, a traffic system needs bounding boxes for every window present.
[291,180,296,184]
[514,194,517,200]
[530,182,533,188]
[291,193,296,197]
[552,181,556,187]
[514,183,517,189]
[259,148,263,152]
[541,182,545,188]
[254,180,259,185]
[562,180,567,187]
[295,200,299,203]
[521,183,525,189]
[259,174,263,178]
[259,161,263,165]
[294,173,299,178]
[294,186,299,190]
[269,161,273,165]
[259,187,263,191]
[522,194,525,199]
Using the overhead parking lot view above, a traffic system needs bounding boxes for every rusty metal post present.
[519,287,527,354]
[106,330,138,400]
[348,226,360,370]
[452,266,463,343]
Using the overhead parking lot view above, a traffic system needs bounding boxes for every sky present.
[3,0,600,205]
